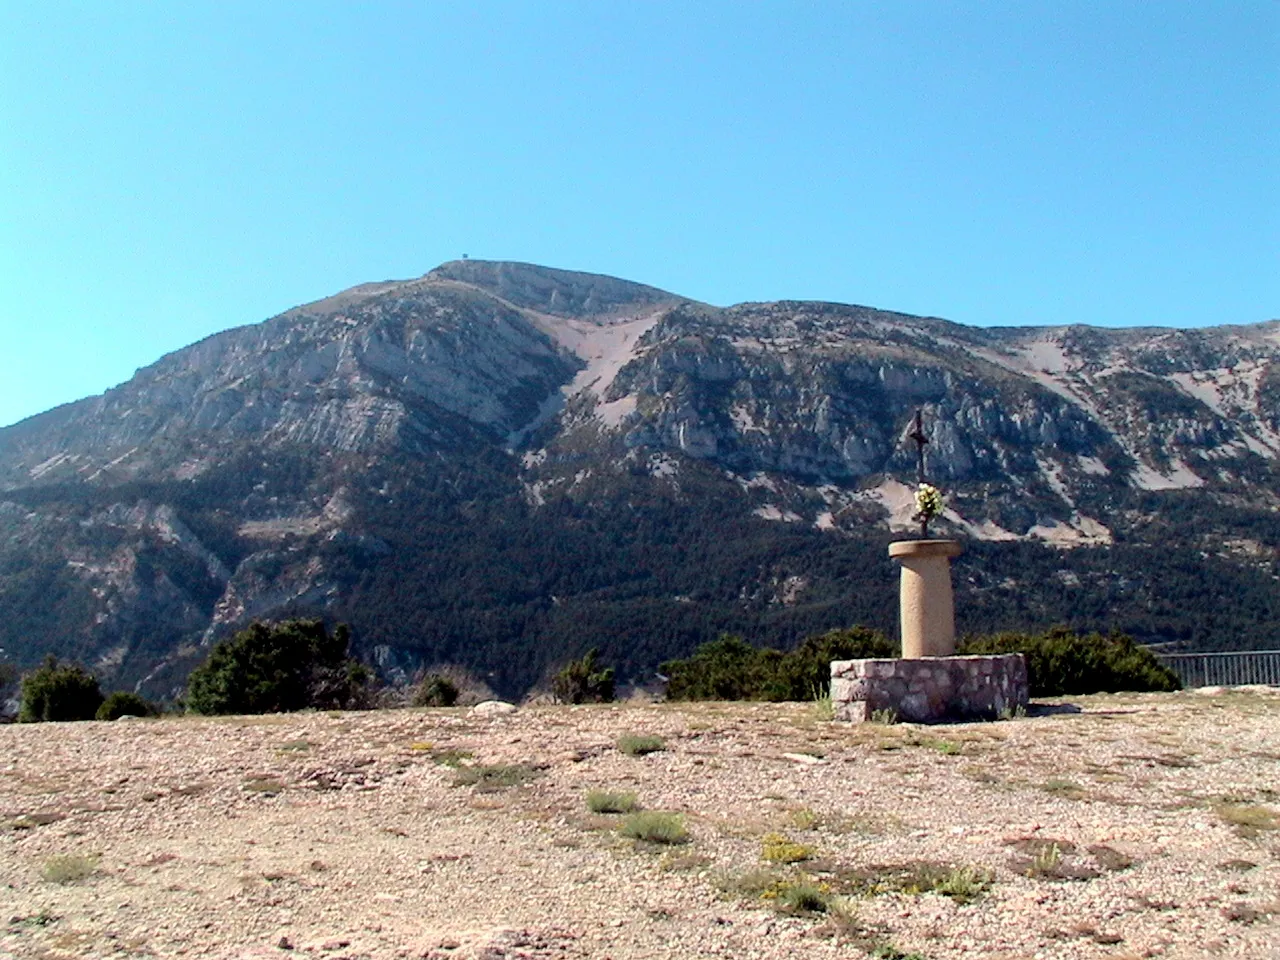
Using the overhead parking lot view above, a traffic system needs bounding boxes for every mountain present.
[2,260,1279,699]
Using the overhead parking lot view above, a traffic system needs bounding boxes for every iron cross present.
[908,409,928,485]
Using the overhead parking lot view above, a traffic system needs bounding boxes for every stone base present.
[831,654,1029,724]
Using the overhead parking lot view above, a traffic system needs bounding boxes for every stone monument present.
[832,410,1029,723]
[891,410,962,658]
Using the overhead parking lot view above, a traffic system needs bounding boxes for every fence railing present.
[1155,650,1280,688]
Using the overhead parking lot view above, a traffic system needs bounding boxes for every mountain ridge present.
[2,260,1278,699]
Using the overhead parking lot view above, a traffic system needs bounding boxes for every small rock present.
[472,701,518,717]
[781,752,824,765]
[276,936,295,950]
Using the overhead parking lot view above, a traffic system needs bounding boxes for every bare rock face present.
[2,259,1279,698]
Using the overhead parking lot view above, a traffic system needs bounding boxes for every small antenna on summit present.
[461,253,469,260]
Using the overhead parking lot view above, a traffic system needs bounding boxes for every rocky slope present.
[2,261,1278,697]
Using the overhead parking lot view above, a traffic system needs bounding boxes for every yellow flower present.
[914,483,943,518]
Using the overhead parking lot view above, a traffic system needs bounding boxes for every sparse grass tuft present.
[1028,842,1063,876]
[659,850,712,872]
[926,865,994,903]
[811,685,834,722]
[1007,837,1102,881]
[1041,779,1089,800]
[715,867,782,897]
[761,832,816,864]
[617,734,666,756]
[619,811,688,845]
[715,868,840,917]
[774,879,832,915]
[921,738,962,756]
[9,910,59,928]
[1215,803,1280,837]
[828,860,992,904]
[586,790,639,814]
[430,748,474,768]
[788,807,821,831]
[41,854,99,885]
[451,763,541,793]
[869,708,899,725]
[998,704,1027,721]
[241,776,285,795]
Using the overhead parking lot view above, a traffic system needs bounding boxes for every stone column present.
[888,539,963,658]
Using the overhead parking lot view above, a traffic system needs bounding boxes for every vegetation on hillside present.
[551,648,615,704]
[663,627,893,701]
[663,625,1178,701]
[958,626,1181,696]
[96,690,158,721]
[1,449,1278,699]
[19,656,103,722]
[185,619,371,715]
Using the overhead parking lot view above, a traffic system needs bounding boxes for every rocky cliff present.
[2,261,1277,698]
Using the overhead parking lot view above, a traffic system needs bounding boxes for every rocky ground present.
[2,688,1279,960]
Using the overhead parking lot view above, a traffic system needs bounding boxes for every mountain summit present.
[2,261,1278,697]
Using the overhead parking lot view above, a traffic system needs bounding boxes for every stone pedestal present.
[831,654,1029,723]
[889,539,962,658]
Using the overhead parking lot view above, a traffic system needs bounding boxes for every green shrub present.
[586,790,639,813]
[761,832,815,864]
[185,619,371,715]
[959,626,1180,696]
[551,648,615,704]
[40,854,99,885]
[662,635,782,701]
[451,763,541,793]
[413,673,459,707]
[769,626,895,700]
[663,626,893,702]
[95,691,156,721]
[19,656,103,722]
[619,811,689,845]
[617,734,666,756]
[774,880,833,915]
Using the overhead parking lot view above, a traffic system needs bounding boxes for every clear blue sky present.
[2,2,1276,428]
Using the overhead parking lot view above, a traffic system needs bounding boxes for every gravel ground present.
[2,688,1278,960]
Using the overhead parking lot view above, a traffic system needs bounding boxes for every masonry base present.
[831,654,1029,724]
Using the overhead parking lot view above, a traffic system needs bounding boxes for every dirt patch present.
[2,691,1279,958]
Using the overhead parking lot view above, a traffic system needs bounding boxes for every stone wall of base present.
[831,654,1029,723]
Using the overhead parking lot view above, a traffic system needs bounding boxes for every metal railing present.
[1156,650,1280,688]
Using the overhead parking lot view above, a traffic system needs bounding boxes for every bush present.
[761,832,815,864]
[95,691,156,721]
[617,734,666,756]
[586,790,639,814]
[413,673,459,707]
[40,853,99,884]
[19,656,103,722]
[551,648,615,704]
[619,811,688,845]
[959,626,1181,696]
[769,626,895,700]
[450,763,541,793]
[185,619,371,715]
[663,627,893,702]
[662,635,781,701]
